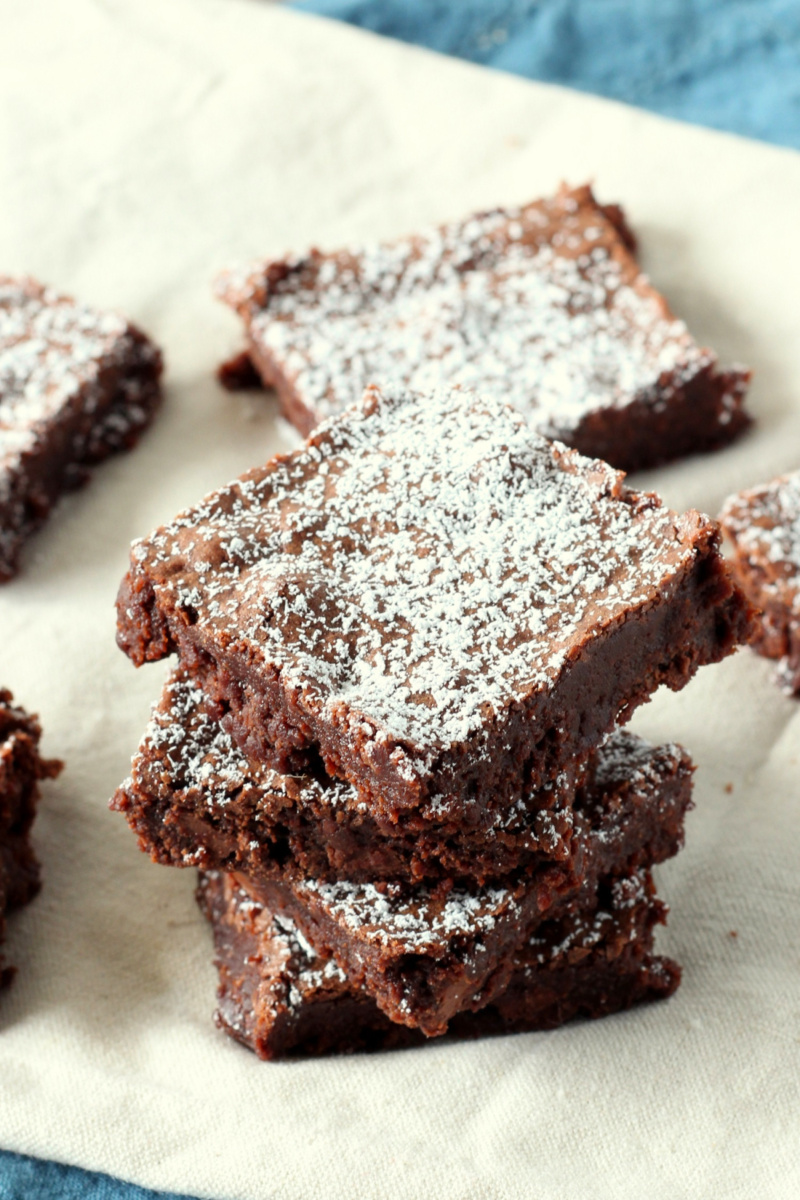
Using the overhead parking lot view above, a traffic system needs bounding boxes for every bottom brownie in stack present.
[198,867,678,1060]
[114,670,692,1054]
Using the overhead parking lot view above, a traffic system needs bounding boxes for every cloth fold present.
[292,0,800,149]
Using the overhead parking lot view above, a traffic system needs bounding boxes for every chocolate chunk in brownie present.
[117,384,753,819]
[113,667,691,888]
[198,867,679,1059]
[0,689,62,985]
[0,276,163,580]
[224,729,692,1036]
[720,469,800,693]
[215,183,750,472]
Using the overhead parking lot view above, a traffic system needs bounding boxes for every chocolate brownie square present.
[225,728,692,1036]
[720,469,800,692]
[0,276,163,580]
[117,384,752,820]
[0,689,61,985]
[113,667,691,888]
[198,867,679,1059]
[215,183,750,472]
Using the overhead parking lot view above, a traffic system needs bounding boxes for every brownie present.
[225,729,692,1036]
[0,689,62,985]
[214,183,750,472]
[720,469,800,693]
[113,667,692,888]
[198,867,679,1059]
[117,384,753,821]
[0,276,163,580]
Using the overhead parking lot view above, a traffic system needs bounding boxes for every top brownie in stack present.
[215,183,750,472]
[117,383,753,825]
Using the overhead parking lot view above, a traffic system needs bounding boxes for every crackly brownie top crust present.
[720,470,800,611]
[0,276,160,482]
[122,383,718,757]
[216,184,744,442]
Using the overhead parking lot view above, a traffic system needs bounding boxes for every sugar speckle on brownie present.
[216,184,750,471]
[721,469,800,692]
[0,276,163,579]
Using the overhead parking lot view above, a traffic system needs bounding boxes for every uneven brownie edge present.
[198,869,679,1059]
[214,183,750,473]
[0,276,164,581]
[112,666,692,887]
[0,688,62,986]
[720,470,800,693]
[116,384,754,820]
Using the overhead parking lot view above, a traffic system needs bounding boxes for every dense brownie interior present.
[113,667,692,888]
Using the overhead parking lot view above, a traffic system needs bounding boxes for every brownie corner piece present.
[0,275,164,580]
[116,384,753,817]
[213,182,751,471]
[0,687,62,985]
[720,468,800,692]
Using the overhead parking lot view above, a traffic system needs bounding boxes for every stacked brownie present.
[113,384,754,1057]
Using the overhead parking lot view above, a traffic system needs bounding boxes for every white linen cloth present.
[0,2,799,1196]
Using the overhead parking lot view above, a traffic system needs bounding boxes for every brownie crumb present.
[217,350,263,392]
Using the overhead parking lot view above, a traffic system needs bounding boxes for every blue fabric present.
[6,3,796,1199]
[0,1150,197,1200]
[291,0,800,149]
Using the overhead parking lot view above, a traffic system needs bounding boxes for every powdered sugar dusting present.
[131,670,355,816]
[721,469,800,613]
[217,189,742,440]
[0,277,148,472]
[129,384,701,755]
[591,729,686,794]
[295,876,518,955]
[218,866,657,1018]
[0,276,160,567]
[525,869,650,967]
